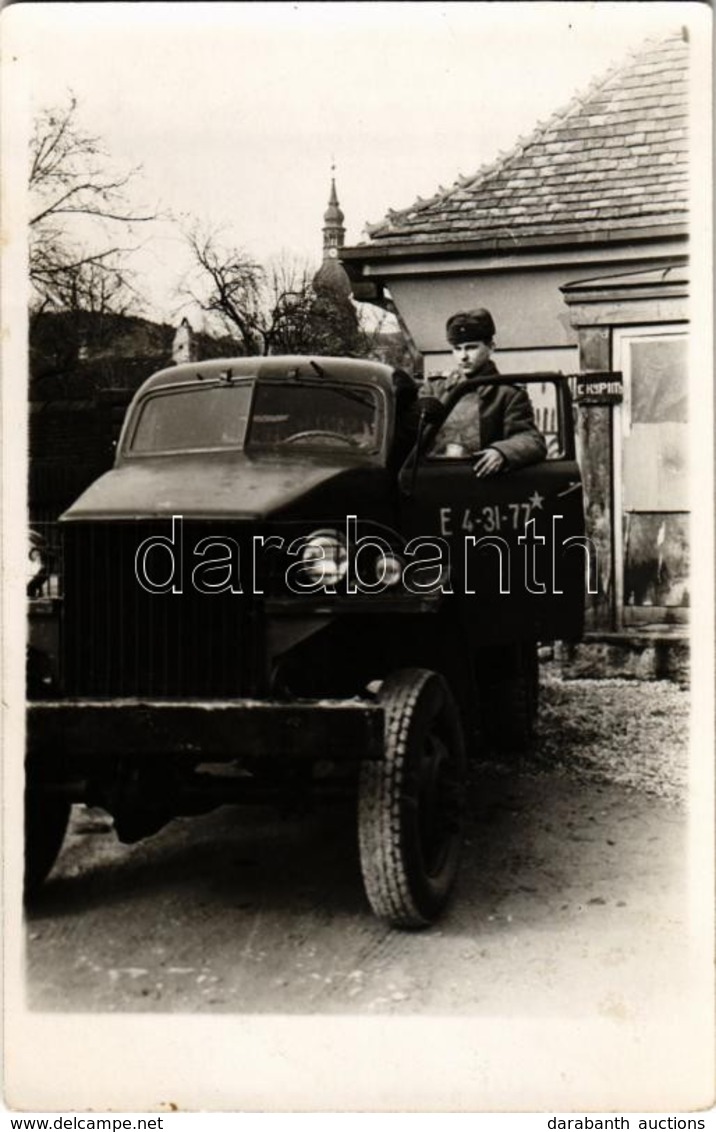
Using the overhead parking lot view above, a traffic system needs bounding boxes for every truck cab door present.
[400,375,587,644]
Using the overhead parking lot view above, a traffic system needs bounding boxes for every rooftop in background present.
[357,30,688,254]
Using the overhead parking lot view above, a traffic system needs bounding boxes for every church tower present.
[322,170,346,261]
[314,168,351,297]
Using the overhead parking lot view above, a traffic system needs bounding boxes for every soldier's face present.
[452,341,492,377]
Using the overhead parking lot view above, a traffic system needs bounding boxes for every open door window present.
[427,375,569,464]
[401,374,585,644]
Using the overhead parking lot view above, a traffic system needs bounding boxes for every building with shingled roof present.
[341,29,690,671]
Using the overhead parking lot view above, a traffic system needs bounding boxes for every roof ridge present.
[363,28,687,239]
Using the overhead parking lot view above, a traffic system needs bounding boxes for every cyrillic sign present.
[571,372,623,404]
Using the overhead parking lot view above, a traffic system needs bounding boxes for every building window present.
[613,327,689,619]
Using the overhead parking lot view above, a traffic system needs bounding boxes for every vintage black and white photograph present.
[3,0,713,1113]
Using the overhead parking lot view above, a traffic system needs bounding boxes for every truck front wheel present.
[358,668,466,929]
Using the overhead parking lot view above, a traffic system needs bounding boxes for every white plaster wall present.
[378,249,678,358]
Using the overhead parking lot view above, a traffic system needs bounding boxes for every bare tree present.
[180,227,320,356]
[29,93,155,318]
[180,226,266,353]
[30,246,137,323]
[180,224,394,361]
[263,254,317,354]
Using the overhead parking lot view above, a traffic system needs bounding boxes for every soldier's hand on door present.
[473,448,506,477]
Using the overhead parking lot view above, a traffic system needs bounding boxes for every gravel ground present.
[522,667,690,803]
[24,667,695,1039]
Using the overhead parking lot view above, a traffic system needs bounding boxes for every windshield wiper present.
[281,368,375,410]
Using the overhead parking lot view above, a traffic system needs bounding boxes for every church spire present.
[314,164,351,298]
[322,164,345,261]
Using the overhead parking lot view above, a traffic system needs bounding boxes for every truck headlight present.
[300,529,348,587]
[381,553,403,587]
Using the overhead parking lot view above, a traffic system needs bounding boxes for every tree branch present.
[28,93,156,319]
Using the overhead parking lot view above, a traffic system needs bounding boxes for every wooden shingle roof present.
[363,31,688,249]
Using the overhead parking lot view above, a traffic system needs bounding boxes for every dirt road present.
[25,677,692,1018]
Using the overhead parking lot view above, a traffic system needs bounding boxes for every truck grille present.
[61,522,257,698]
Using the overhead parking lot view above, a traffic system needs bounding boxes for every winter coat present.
[425,360,547,469]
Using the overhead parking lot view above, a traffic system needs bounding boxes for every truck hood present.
[62,452,377,521]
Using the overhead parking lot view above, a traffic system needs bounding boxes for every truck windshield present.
[129,383,253,454]
[247,381,380,452]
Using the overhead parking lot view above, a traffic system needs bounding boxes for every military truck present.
[26,355,587,928]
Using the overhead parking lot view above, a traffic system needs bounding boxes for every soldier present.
[422,308,546,477]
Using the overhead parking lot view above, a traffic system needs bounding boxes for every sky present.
[4,1,698,326]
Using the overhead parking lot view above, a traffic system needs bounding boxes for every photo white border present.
[2,1,713,1113]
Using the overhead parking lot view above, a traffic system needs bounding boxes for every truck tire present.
[358,668,466,929]
[24,788,70,900]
